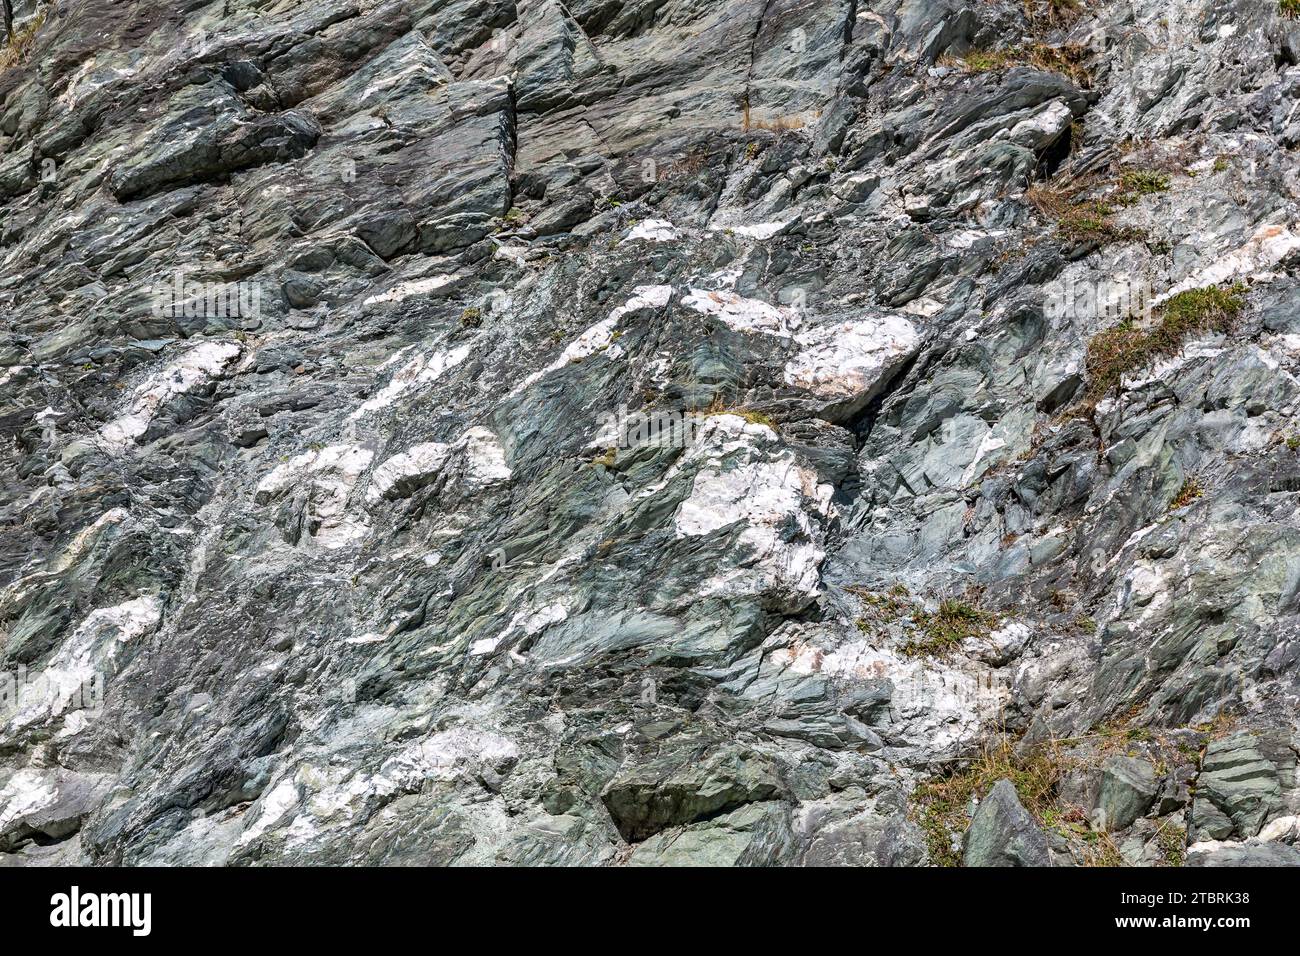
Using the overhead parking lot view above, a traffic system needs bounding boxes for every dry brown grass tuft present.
[0,8,46,73]
[1026,182,1145,245]
[912,736,1070,866]
[1169,477,1203,510]
[1085,284,1248,400]
[955,41,1092,86]
[1024,0,1084,27]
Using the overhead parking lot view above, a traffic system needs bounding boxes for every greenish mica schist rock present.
[0,0,1299,866]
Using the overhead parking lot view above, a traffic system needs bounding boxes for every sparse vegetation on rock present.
[1086,284,1248,399]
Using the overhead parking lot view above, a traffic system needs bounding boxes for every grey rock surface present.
[963,779,1051,867]
[1094,755,1158,832]
[1188,732,1289,842]
[1187,842,1300,867]
[1,0,1299,866]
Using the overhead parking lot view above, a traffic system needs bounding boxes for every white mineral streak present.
[783,315,919,400]
[682,288,800,336]
[255,444,375,548]
[709,221,789,239]
[673,416,833,609]
[470,603,568,657]
[770,626,1009,753]
[349,344,470,419]
[366,442,450,502]
[238,727,519,849]
[0,769,59,834]
[1159,222,1300,303]
[99,341,242,448]
[514,285,672,393]
[366,425,510,505]
[361,273,457,306]
[6,593,160,731]
[626,219,678,242]
[454,427,512,487]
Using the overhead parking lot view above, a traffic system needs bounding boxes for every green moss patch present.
[902,600,1001,658]
[1085,284,1247,400]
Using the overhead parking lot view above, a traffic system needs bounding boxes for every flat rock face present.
[783,315,920,420]
[1,0,1300,866]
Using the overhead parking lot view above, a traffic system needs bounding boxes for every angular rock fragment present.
[963,780,1052,867]
[1094,755,1158,831]
[601,745,786,842]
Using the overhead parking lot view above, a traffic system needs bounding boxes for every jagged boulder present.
[601,744,787,842]
[963,780,1052,867]
[1094,756,1159,831]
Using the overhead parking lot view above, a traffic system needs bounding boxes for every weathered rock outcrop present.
[1,0,1299,866]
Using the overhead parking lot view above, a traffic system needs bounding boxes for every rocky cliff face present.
[1,0,1299,867]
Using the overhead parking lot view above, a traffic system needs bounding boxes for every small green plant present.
[699,400,780,431]
[1027,161,1179,243]
[1065,203,1146,242]
[1282,0,1300,20]
[850,585,912,632]
[1285,434,1300,451]
[1077,828,1126,866]
[961,49,1016,72]
[1169,477,1203,510]
[736,409,777,430]
[1115,169,1170,202]
[902,599,1000,658]
[853,586,1000,658]
[1028,186,1146,246]
[1213,156,1230,173]
[591,448,616,468]
[1194,711,1239,740]
[460,306,482,328]
[1085,283,1247,400]
[1162,284,1248,327]
[1154,821,1186,866]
